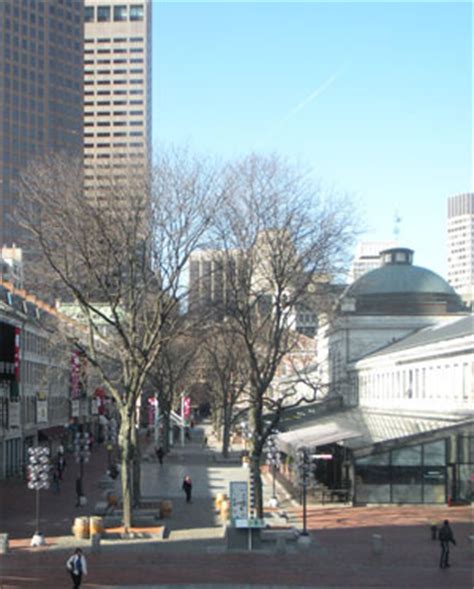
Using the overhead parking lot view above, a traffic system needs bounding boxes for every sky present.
[152,1,472,279]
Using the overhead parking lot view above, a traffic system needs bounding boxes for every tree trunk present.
[250,451,264,519]
[131,423,141,508]
[221,406,231,458]
[119,416,133,532]
[162,410,171,453]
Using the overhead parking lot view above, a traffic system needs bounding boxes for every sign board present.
[71,399,80,418]
[8,400,20,428]
[234,517,265,529]
[230,481,248,522]
[36,398,48,423]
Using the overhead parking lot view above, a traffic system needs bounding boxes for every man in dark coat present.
[439,519,456,568]
[182,475,192,503]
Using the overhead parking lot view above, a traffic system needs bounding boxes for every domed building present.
[341,248,465,315]
[275,248,473,506]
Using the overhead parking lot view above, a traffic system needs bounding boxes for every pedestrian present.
[202,436,208,448]
[66,547,87,588]
[182,474,192,503]
[185,427,191,441]
[75,477,83,507]
[57,455,66,480]
[155,446,164,465]
[52,468,60,494]
[439,519,456,569]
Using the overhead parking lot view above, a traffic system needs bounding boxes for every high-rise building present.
[348,240,397,282]
[447,192,474,304]
[83,0,152,195]
[0,0,84,247]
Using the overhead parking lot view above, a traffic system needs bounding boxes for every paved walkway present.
[0,421,472,588]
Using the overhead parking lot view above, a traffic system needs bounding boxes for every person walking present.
[155,446,164,465]
[66,547,87,588]
[182,475,192,503]
[75,477,84,507]
[52,468,60,494]
[439,519,456,568]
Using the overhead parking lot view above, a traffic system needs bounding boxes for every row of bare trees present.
[17,148,358,527]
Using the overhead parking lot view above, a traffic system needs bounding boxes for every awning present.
[38,425,66,440]
[277,422,362,454]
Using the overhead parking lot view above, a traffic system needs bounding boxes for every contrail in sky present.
[270,63,348,135]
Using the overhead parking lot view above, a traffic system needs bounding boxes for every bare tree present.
[147,322,199,453]
[17,149,221,531]
[209,153,358,517]
[199,321,249,457]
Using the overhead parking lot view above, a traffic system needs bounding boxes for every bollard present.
[469,535,474,555]
[0,533,8,554]
[372,533,383,555]
[430,524,437,540]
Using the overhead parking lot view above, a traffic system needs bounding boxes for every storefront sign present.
[8,400,20,428]
[71,399,80,418]
[71,350,81,399]
[36,395,48,423]
[14,327,20,381]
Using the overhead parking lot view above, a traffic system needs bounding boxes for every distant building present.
[447,193,474,305]
[0,246,23,289]
[0,0,84,248]
[83,0,152,196]
[348,240,397,283]
[275,248,473,506]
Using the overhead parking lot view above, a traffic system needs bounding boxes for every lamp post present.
[265,434,281,508]
[27,446,50,546]
[74,430,90,502]
[296,446,310,538]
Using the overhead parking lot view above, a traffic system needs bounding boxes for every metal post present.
[180,395,185,447]
[35,488,40,533]
[302,472,308,536]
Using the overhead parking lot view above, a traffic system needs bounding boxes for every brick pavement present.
[0,423,472,588]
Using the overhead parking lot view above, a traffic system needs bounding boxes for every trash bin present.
[159,500,173,518]
[72,516,90,539]
[220,499,230,522]
[214,493,227,512]
[89,516,104,537]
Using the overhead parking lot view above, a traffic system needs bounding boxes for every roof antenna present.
[393,210,402,242]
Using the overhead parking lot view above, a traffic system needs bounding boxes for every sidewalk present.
[0,422,472,588]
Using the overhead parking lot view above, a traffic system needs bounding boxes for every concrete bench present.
[260,528,299,542]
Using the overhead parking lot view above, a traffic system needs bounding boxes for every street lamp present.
[27,446,50,546]
[265,434,281,508]
[296,446,310,538]
[74,430,90,503]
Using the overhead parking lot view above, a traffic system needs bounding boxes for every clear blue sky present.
[152,1,472,278]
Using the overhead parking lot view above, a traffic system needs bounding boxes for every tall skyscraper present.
[83,0,152,195]
[447,192,474,304]
[0,0,84,247]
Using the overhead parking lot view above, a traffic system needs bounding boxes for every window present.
[97,6,111,21]
[114,5,127,21]
[130,6,144,21]
[84,6,94,22]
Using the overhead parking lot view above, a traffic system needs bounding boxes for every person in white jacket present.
[66,547,87,588]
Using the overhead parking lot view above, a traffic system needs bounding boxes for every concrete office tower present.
[83,0,152,195]
[0,0,84,247]
[447,193,474,305]
[348,240,397,282]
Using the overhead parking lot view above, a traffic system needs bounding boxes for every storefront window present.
[423,440,445,465]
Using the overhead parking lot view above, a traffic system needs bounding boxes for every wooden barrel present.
[220,499,231,522]
[159,500,173,518]
[89,516,104,537]
[72,516,90,539]
[214,493,227,511]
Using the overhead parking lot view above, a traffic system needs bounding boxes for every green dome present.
[347,264,457,297]
[343,248,464,315]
